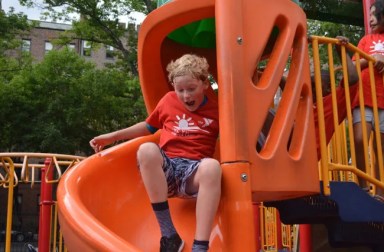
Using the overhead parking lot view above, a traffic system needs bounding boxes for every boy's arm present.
[90,121,151,153]
[335,36,359,84]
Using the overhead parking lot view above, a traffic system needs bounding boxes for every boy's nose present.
[183,91,191,99]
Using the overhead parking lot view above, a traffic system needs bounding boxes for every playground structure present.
[1,0,384,251]
[58,0,317,251]
[56,0,384,251]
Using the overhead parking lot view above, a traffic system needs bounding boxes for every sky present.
[3,0,146,24]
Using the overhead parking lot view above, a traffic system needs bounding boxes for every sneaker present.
[160,233,184,252]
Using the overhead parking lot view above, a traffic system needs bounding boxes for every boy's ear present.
[203,80,210,89]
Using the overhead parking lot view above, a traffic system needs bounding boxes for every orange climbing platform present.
[57,0,319,251]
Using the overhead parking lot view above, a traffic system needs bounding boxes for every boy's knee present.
[200,158,222,180]
[137,142,161,164]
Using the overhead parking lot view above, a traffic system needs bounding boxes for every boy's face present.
[172,75,208,112]
[370,5,384,33]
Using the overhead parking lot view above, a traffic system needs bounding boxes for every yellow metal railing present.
[1,157,15,252]
[259,204,297,251]
[311,36,384,196]
[0,153,84,252]
[260,206,277,251]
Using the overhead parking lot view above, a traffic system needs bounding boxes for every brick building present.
[12,20,121,68]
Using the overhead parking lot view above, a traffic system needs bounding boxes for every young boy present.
[352,0,384,199]
[90,54,221,252]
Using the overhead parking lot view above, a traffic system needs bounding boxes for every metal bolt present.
[241,173,248,182]
[237,36,243,45]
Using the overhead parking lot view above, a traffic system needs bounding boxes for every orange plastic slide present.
[58,0,320,251]
[58,134,228,251]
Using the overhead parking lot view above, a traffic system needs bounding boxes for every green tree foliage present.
[307,19,363,45]
[0,8,31,53]
[0,8,35,83]
[19,0,157,75]
[0,48,146,155]
[307,19,364,69]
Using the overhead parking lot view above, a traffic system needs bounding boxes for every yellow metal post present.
[3,157,15,252]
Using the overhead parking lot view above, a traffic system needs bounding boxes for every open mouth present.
[185,101,195,107]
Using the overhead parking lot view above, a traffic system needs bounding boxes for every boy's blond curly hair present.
[166,54,209,83]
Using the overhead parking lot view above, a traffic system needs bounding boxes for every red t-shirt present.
[313,83,359,159]
[354,33,384,109]
[146,91,219,160]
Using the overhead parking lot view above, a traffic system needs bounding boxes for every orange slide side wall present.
[57,0,319,251]
[58,134,227,251]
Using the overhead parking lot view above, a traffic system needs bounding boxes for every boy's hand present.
[90,134,114,153]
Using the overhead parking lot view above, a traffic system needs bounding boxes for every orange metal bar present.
[276,211,283,250]
[38,158,54,252]
[369,69,384,186]
[52,203,58,252]
[329,163,384,190]
[327,43,343,165]
[345,52,363,176]
[312,37,330,194]
[3,157,15,252]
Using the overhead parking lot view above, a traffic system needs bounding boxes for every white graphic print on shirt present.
[172,114,214,136]
[370,40,384,55]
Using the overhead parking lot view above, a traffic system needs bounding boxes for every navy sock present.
[192,239,209,252]
[152,201,177,238]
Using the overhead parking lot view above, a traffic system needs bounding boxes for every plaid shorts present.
[159,149,201,199]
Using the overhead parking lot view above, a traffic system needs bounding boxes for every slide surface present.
[57,134,225,251]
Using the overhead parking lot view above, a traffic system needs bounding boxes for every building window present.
[105,45,114,59]
[82,40,91,57]
[67,43,76,50]
[45,41,53,54]
[21,39,31,52]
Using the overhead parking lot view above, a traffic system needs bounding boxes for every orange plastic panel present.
[216,0,319,201]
